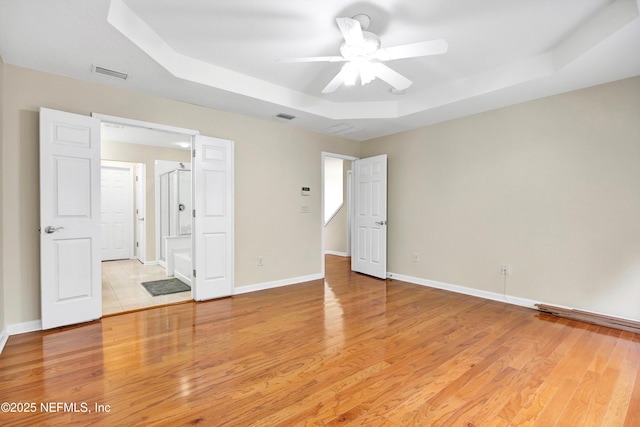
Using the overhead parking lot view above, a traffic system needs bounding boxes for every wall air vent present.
[275,113,296,121]
[92,65,128,80]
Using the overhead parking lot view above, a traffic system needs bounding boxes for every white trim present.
[234,273,324,295]
[0,327,9,354]
[92,113,200,136]
[387,272,538,309]
[346,170,352,257]
[325,250,349,257]
[1,320,44,353]
[143,260,159,266]
[0,320,46,354]
[389,272,640,324]
[6,319,43,335]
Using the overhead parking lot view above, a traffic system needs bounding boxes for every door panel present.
[193,135,234,300]
[101,166,133,261]
[351,154,387,279]
[40,107,102,329]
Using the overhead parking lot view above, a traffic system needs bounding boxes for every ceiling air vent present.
[275,113,296,121]
[325,123,362,135]
[92,65,128,80]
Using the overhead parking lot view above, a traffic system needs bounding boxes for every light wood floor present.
[1,255,638,426]
[102,259,191,315]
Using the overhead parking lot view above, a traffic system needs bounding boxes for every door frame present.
[135,163,146,263]
[93,113,200,302]
[321,152,358,276]
[93,113,200,264]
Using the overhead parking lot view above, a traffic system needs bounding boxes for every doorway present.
[99,118,195,314]
[321,152,357,275]
[40,108,235,328]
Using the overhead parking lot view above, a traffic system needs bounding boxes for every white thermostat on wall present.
[301,187,310,196]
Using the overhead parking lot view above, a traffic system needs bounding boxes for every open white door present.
[351,154,387,279]
[40,108,102,329]
[192,135,234,300]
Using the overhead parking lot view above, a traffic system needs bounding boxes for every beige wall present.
[101,140,191,261]
[2,62,638,328]
[362,76,640,321]
[0,64,361,326]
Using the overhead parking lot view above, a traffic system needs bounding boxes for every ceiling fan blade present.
[322,66,351,94]
[373,63,413,91]
[373,39,448,61]
[278,56,346,63]
[336,17,364,45]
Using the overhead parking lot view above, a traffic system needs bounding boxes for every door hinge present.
[192,149,196,158]
[193,209,196,217]
[136,242,139,247]
[136,176,139,182]
[193,269,196,278]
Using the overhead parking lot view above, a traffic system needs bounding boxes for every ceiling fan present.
[280,14,448,94]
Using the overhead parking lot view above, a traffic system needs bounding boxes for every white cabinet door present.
[40,108,102,329]
[192,135,234,300]
[351,155,387,279]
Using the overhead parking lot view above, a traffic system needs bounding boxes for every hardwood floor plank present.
[0,255,638,426]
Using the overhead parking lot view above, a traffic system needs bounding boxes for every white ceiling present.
[1,0,639,141]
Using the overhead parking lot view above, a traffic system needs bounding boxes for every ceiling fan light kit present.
[281,14,448,94]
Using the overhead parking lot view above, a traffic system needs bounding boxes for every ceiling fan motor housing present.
[340,31,381,59]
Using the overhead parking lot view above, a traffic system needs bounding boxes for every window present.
[324,157,344,224]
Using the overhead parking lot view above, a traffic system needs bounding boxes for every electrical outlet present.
[501,265,511,276]
[257,256,264,266]
[413,253,420,262]
[301,204,309,213]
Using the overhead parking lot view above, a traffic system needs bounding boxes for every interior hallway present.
[102,259,191,315]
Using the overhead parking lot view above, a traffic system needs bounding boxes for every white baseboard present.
[234,273,324,295]
[0,320,43,354]
[324,250,348,257]
[7,319,43,335]
[0,327,9,354]
[387,272,539,310]
[144,260,159,266]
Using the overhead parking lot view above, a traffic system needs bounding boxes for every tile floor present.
[102,259,192,315]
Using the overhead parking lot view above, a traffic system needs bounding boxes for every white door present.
[192,135,234,300]
[351,154,387,279]
[39,108,102,329]
[135,163,145,263]
[101,165,133,261]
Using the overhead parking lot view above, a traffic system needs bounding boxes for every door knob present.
[374,220,387,226]
[44,226,64,234]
